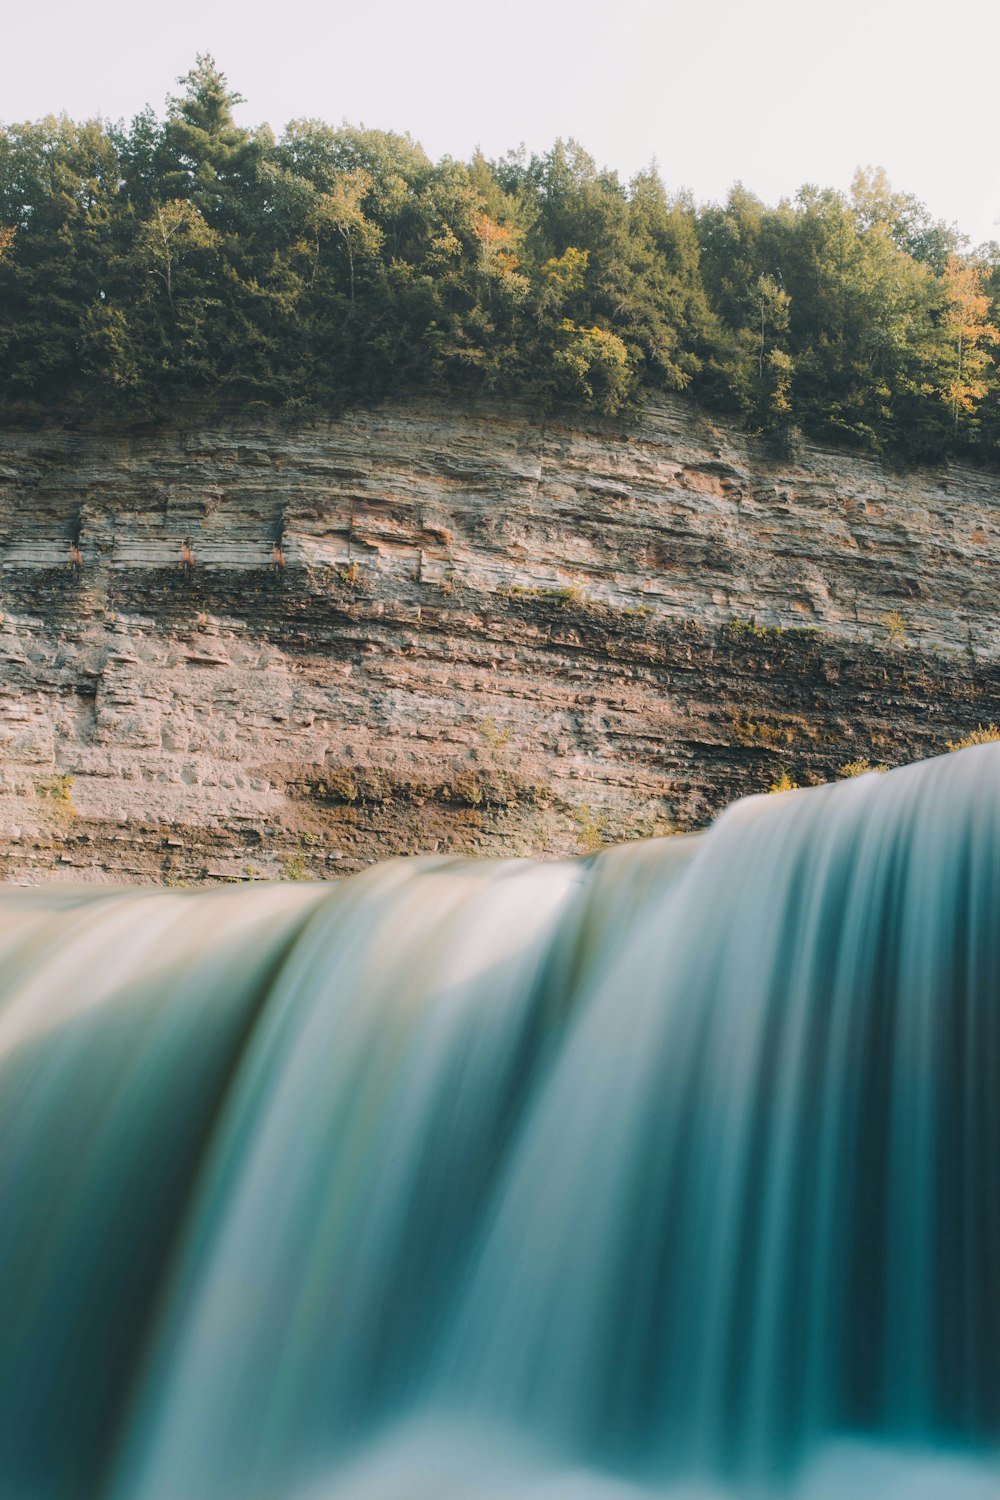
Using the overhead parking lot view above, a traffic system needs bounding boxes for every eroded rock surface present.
[1,397,997,884]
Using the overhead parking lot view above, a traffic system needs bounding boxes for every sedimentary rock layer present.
[0,397,997,883]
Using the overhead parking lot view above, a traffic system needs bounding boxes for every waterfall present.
[1,749,998,1499]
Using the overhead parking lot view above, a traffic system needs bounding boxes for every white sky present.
[2,0,999,246]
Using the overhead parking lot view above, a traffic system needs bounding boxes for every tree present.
[850,166,960,271]
[135,199,219,312]
[162,55,260,233]
[309,171,383,300]
[473,213,527,297]
[0,115,120,406]
[551,320,633,413]
[939,255,999,434]
[753,273,789,377]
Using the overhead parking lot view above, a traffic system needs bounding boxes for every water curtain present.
[1,749,998,1498]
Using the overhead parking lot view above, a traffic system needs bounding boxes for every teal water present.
[1,749,998,1498]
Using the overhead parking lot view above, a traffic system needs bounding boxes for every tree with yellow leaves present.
[939,255,999,433]
[551,320,633,414]
[309,171,383,302]
[135,200,219,313]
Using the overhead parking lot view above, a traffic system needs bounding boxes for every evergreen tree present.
[1,58,999,463]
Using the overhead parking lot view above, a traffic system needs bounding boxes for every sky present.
[2,0,999,245]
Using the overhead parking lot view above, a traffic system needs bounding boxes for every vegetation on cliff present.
[2,56,999,463]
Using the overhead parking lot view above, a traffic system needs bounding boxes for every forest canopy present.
[2,55,1000,464]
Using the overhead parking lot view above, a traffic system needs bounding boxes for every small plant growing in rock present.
[881,610,906,645]
[947,723,1000,751]
[838,758,889,778]
[338,561,360,588]
[38,774,76,816]
[312,771,359,803]
[442,771,484,807]
[732,714,798,748]
[768,770,798,793]
[478,715,513,750]
[279,852,309,881]
[725,618,782,641]
[575,803,607,854]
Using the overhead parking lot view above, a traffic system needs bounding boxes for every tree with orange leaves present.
[472,213,527,299]
[939,255,999,433]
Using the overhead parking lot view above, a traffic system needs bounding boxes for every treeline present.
[2,55,999,463]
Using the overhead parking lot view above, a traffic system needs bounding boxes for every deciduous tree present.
[939,255,999,433]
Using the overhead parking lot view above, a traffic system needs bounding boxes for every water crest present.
[0,749,997,1498]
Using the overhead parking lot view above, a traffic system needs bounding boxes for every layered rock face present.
[0,396,998,885]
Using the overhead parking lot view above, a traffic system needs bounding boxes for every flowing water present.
[1,748,998,1499]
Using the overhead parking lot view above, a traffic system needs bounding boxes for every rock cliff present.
[1,396,998,884]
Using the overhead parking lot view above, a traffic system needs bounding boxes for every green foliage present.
[724,618,782,640]
[551,320,633,413]
[2,57,1000,463]
[278,852,310,881]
